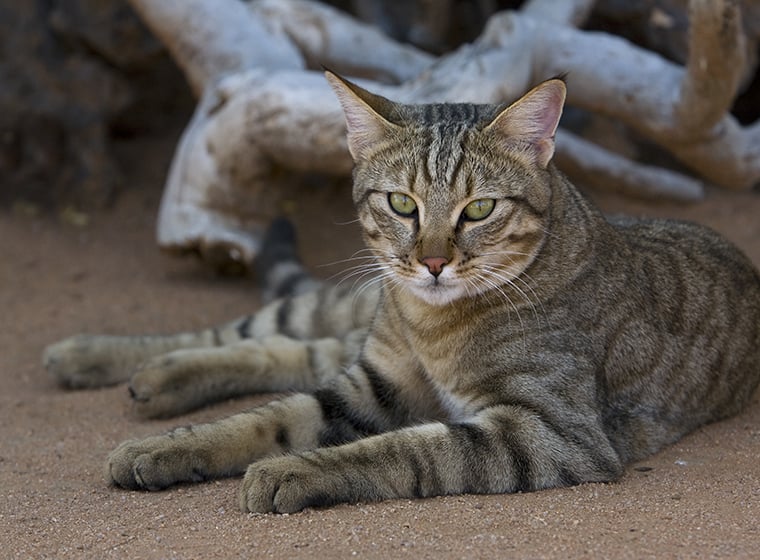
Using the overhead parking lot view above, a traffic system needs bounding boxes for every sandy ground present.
[1,131,760,559]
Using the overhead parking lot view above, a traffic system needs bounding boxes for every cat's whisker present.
[477,248,551,270]
[318,247,396,270]
[318,254,382,269]
[332,217,361,226]
[461,276,478,301]
[480,271,543,330]
[475,264,546,336]
[349,274,390,319]
[351,247,396,258]
[368,266,407,299]
[337,264,390,292]
[463,275,501,309]
[352,270,394,303]
[326,252,396,282]
[468,249,545,312]
[328,265,384,285]
[329,260,385,276]
[330,263,386,286]
[478,249,535,259]
[509,269,547,320]
[477,264,546,327]
[473,271,526,343]
[477,249,548,271]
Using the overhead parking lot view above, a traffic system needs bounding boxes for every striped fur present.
[45,75,760,513]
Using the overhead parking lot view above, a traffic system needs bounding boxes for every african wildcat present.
[44,72,760,514]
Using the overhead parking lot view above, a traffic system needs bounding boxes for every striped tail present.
[254,217,322,303]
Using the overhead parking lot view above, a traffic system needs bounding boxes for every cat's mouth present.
[404,270,467,306]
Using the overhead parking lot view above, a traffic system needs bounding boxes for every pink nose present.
[421,256,449,277]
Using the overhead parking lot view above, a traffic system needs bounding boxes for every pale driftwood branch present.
[479,3,759,190]
[127,0,758,266]
[554,130,705,202]
[156,70,354,263]
[128,0,304,95]
[674,0,746,138]
[521,0,596,27]
[252,0,435,83]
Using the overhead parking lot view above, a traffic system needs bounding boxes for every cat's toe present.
[42,334,135,389]
[128,359,191,419]
[128,369,157,404]
[106,437,207,491]
[43,336,108,388]
[105,440,150,490]
[239,462,279,513]
[240,456,338,514]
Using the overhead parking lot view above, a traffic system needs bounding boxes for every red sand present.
[1,134,759,558]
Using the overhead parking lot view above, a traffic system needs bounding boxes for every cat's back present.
[609,215,760,298]
[605,214,760,369]
[594,214,760,460]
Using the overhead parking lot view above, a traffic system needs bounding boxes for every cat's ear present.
[485,78,566,168]
[325,71,397,161]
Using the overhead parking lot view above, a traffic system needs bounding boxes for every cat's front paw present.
[43,335,131,388]
[106,431,209,491]
[240,454,346,514]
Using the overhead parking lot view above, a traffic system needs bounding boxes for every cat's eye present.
[388,192,418,217]
[462,199,495,221]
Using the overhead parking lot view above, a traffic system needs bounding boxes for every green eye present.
[462,199,495,221]
[388,192,417,216]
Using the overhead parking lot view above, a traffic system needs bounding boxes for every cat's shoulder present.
[607,213,725,244]
[606,213,756,272]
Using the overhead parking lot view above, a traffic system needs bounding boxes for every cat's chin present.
[405,283,469,307]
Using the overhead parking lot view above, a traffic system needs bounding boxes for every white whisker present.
[332,217,361,226]
[473,271,527,354]
[318,254,380,269]
[335,264,388,291]
[318,247,394,269]
[478,264,545,327]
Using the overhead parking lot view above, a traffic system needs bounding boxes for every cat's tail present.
[255,217,322,303]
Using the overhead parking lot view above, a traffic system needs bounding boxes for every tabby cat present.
[44,72,760,514]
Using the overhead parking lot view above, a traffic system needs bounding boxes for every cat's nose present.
[421,256,448,277]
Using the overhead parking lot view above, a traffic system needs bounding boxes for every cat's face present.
[327,73,565,306]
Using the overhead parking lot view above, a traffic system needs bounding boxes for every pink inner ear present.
[341,105,381,160]
[325,72,390,161]
[487,79,566,168]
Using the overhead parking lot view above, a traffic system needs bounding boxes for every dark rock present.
[0,0,192,210]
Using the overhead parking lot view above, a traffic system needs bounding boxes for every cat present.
[43,72,760,514]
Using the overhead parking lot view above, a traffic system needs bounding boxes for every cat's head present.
[327,72,565,306]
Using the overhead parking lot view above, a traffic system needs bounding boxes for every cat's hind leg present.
[43,332,221,389]
[128,331,366,418]
[40,218,318,391]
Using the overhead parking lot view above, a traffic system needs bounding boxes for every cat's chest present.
[418,351,496,422]
[405,329,490,419]
[372,319,478,418]
[380,294,516,418]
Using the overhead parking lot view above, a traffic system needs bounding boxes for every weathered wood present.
[127,0,757,266]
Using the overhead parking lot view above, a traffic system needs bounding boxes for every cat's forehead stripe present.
[403,103,495,127]
[435,125,467,192]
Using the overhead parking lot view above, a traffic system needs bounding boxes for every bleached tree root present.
[130,0,757,267]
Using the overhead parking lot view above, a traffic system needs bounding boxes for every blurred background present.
[2,0,759,217]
